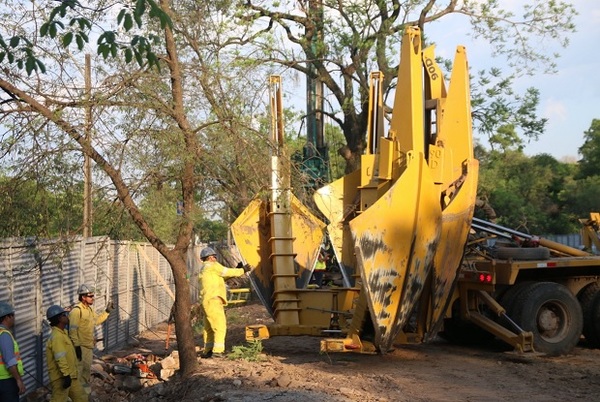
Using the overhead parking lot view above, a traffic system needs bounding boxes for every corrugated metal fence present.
[0,236,203,394]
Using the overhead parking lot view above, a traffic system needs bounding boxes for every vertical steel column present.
[268,76,300,325]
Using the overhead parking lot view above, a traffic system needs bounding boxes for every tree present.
[478,150,578,234]
[235,0,576,171]
[577,119,600,179]
[0,0,274,376]
[471,69,547,152]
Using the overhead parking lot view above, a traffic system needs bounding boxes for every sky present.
[428,0,600,161]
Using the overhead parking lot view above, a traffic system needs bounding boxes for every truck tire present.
[497,281,535,329]
[511,282,583,355]
[494,247,550,261]
[577,282,600,347]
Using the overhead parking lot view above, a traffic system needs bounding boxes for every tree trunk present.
[169,254,198,376]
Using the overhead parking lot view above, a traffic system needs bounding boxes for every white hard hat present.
[78,284,95,295]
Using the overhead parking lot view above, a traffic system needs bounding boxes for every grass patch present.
[227,340,265,361]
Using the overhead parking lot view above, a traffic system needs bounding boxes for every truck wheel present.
[512,282,583,355]
[578,282,600,347]
[497,281,535,329]
[494,247,550,261]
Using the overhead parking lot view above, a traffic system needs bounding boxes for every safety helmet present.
[78,284,95,295]
[46,305,66,320]
[0,301,15,317]
[200,247,217,259]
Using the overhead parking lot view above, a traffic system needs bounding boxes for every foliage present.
[196,218,228,244]
[576,119,600,180]
[233,0,577,170]
[227,340,265,362]
[471,69,547,152]
[0,175,83,238]
[477,150,578,234]
[562,176,600,219]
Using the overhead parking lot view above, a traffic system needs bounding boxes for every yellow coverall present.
[68,303,108,394]
[46,326,87,402]
[198,261,245,354]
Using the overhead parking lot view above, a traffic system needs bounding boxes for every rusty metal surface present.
[230,194,325,319]
[350,153,441,351]
[313,169,361,280]
[426,160,479,338]
[422,43,480,337]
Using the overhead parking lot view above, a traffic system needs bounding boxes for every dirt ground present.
[97,301,600,402]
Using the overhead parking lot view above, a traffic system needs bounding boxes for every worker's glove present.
[105,300,115,313]
[62,375,72,389]
[243,264,252,273]
[75,346,82,361]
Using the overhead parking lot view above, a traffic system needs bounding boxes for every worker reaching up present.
[69,284,114,395]
[198,247,249,358]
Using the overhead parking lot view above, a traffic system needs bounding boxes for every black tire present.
[497,281,536,329]
[440,299,495,345]
[494,247,550,261]
[511,282,583,355]
[578,282,600,347]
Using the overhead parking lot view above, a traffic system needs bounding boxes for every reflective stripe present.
[54,351,67,360]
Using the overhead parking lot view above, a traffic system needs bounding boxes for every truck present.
[229,25,600,356]
[441,215,600,355]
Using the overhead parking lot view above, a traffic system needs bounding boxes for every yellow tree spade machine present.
[232,26,527,353]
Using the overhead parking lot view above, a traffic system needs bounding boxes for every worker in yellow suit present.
[46,305,88,402]
[198,247,249,358]
[68,285,114,395]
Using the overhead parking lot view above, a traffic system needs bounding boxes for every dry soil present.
[94,302,600,402]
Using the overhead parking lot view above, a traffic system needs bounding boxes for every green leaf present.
[134,50,143,66]
[117,9,126,25]
[62,32,73,47]
[124,14,133,31]
[40,23,49,37]
[49,24,57,38]
[135,0,146,16]
[76,35,84,50]
[9,36,20,48]
[98,44,109,59]
[124,48,133,63]
[25,57,35,75]
[110,44,117,58]
[36,59,46,74]
[0,52,5,63]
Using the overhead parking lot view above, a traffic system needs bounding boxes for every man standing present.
[46,305,87,402]
[68,285,114,395]
[198,247,249,358]
[312,247,329,288]
[0,302,25,401]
